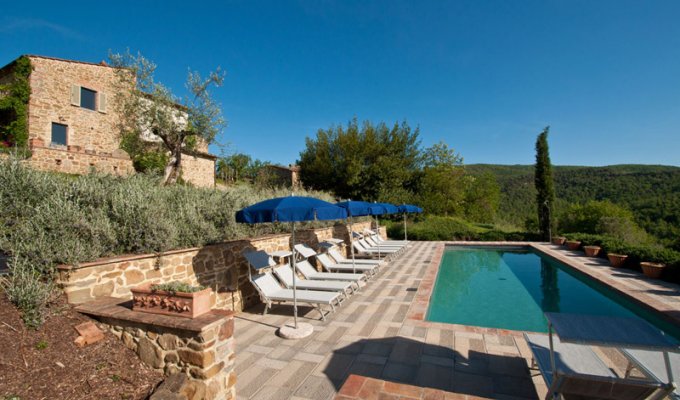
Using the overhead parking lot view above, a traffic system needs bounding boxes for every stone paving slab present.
[234,240,680,400]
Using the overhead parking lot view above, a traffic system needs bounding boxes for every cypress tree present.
[535,126,555,241]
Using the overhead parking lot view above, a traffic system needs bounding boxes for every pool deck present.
[234,241,680,400]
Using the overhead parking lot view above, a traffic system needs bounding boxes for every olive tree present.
[109,50,225,184]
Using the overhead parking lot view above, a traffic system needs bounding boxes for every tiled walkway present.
[234,241,680,400]
[234,242,543,400]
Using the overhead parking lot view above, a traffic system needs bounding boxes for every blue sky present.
[2,1,679,166]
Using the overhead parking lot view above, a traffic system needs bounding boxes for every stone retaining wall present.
[77,298,235,400]
[59,221,375,312]
[26,143,135,176]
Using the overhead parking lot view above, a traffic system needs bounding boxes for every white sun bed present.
[250,272,342,321]
[273,264,355,296]
[328,248,384,266]
[295,259,366,288]
[317,253,379,275]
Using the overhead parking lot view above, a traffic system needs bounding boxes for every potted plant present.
[583,245,601,257]
[551,236,567,245]
[131,282,212,318]
[607,253,628,268]
[640,262,666,279]
[566,240,581,251]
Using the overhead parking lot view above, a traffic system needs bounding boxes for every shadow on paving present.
[325,336,539,399]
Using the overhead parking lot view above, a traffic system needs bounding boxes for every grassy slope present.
[467,164,680,241]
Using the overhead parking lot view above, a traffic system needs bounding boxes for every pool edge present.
[405,241,680,338]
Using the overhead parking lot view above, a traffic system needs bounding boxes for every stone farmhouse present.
[0,55,216,187]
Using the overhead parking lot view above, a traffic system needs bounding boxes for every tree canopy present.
[299,119,421,202]
[298,119,501,222]
[109,50,225,184]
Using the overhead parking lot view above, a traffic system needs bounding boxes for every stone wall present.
[182,153,216,188]
[26,140,135,176]
[78,299,235,400]
[58,221,374,311]
[1,55,216,185]
[26,56,132,154]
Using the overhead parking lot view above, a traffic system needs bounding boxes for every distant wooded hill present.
[467,164,680,245]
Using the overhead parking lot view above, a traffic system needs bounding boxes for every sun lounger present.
[250,272,342,320]
[295,258,366,287]
[361,237,403,249]
[353,240,400,256]
[524,332,670,400]
[622,348,680,399]
[362,229,408,245]
[273,264,355,296]
[328,248,384,266]
[317,253,379,275]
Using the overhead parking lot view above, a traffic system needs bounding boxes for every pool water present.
[427,246,680,338]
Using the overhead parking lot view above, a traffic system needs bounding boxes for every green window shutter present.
[98,92,107,113]
[71,85,80,106]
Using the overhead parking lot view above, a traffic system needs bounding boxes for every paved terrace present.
[233,241,680,400]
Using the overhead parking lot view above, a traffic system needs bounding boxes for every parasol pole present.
[291,221,298,329]
[404,212,408,242]
[349,215,356,273]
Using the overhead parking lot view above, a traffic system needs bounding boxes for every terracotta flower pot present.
[551,236,566,245]
[566,240,581,251]
[583,246,601,257]
[640,262,666,279]
[131,283,212,318]
[607,253,628,268]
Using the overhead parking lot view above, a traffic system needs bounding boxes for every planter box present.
[566,241,581,251]
[607,253,628,268]
[640,262,666,279]
[583,246,601,257]
[551,236,567,245]
[131,283,212,319]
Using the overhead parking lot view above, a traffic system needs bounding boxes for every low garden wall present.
[77,298,235,400]
[58,220,377,312]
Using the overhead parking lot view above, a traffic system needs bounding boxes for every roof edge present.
[1,54,118,73]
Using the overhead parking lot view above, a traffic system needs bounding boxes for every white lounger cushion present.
[273,264,353,293]
[318,254,378,274]
[524,333,615,386]
[252,273,341,304]
[297,260,366,283]
[622,348,680,398]
[354,241,399,254]
[359,238,402,250]
[329,249,383,265]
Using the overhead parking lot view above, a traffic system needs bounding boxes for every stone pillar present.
[77,298,235,400]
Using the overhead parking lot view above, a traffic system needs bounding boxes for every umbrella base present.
[278,322,314,339]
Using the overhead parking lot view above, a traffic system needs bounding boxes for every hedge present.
[563,232,680,282]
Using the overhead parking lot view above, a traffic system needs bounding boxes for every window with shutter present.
[71,85,81,106]
[98,92,107,113]
[80,87,97,110]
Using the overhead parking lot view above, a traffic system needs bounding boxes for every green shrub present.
[0,156,337,326]
[558,200,648,244]
[564,232,680,279]
[386,215,540,242]
[151,281,206,293]
[0,258,56,329]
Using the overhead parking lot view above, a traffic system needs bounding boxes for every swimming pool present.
[426,246,680,339]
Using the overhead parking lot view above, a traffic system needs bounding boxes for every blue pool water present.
[427,246,680,338]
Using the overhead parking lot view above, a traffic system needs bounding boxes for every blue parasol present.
[236,196,348,331]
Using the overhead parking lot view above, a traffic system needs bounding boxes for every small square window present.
[51,123,67,146]
[80,87,97,111]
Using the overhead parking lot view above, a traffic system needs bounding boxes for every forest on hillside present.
[467,164,680,247]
